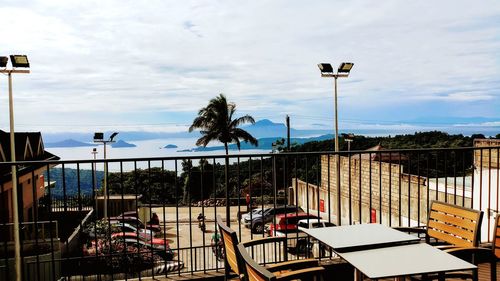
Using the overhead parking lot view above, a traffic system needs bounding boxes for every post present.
[225,156,230,226]
[8,73,22,281]
[286,115,290,151]
[103,143,108,219]
[334,77,339,152]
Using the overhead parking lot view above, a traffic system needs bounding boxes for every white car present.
[112,222,154,237]
[240,208,268,227]
[275,218,335,255]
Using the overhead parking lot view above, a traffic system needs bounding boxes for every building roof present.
[358,143,409,162]
[0,130,59,183]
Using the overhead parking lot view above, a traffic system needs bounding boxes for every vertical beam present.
[8,73,22,281]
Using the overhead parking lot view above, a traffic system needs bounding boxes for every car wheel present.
[296,240,310,254]
[252,223,263,233]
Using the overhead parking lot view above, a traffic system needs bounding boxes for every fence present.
[0,145,499,280]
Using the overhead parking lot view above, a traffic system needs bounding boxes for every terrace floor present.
[115,260,499,281]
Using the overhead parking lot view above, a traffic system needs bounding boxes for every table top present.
[302,223,420,252]
[338,243,477,279]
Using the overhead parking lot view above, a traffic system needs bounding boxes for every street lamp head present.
[10,55,30,68]
[0,56,8,68]
[338,62,354,73]
[318,63,334,75]
[109,132,119,142]
[94,132,104,142]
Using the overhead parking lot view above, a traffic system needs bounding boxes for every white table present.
[302,223,420,252]
[302,224,476,280]
[338,243,477,280]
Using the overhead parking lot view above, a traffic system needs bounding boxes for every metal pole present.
[286,115,290,151]
[334,76,341,226]
[92,149,98,218]
[103,143,108,219]
[8,72,22,281]
[334,77,339,152]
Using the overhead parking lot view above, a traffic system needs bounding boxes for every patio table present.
[301,223,420,252]
[302,224,476,280]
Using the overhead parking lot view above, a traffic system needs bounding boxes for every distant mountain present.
[164,144,178,148]
[41,119,331,143]
[45,139,94,148]
[191,134,333,152]
[111,140,136,148]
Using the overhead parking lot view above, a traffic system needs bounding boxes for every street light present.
[91,148,98,218]
[318,62,353,227]
[93,132,118,219]
[342,133,355,151]
[318,62,354,152]
[0,54,30,281]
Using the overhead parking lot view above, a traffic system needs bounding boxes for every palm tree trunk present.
[224,143,230,226]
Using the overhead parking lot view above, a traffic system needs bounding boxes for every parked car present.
[108,216,161,233]
[111,222,154,237]
[243,205,303,233]
[271,216,332,254]
[268,213,321,236]
[240,207,269,224]
[111,232,174,261]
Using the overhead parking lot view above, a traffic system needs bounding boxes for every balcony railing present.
[0,146,499,280]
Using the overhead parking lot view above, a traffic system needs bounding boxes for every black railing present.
[0,145,499,280]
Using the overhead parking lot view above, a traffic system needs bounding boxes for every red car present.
[268,213,321,236]
[111,232,173,260]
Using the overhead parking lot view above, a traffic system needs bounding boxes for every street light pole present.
[94,132,118,219]
[1,55,30,281]
[334,76,339,152]
[318,62,354,227]
[91,148,98,217]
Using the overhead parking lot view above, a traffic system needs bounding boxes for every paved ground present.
[150,206,264,249]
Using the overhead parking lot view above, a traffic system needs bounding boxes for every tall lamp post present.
[318,62,354,152]
[1,55,30,281]
[91,148,98,217]
[318,62,353,226]
[93,132,118,219]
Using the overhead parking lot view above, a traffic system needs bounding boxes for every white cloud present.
[0,0,499,132]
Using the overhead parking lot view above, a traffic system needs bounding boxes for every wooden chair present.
[237,242,325,281]
[216,215,322,280]
[397,201,483,248]
[398,201,484,281]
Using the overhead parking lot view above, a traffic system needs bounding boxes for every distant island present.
[164,144,178,149]
[112,140,136,148]
[177,149,191,152]
[45,139,95,148]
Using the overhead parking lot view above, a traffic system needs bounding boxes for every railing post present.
[225,155,230,227]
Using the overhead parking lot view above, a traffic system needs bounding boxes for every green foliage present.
[45,168,104,198]
[189,94,258,154]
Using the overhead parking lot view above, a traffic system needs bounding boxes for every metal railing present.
[0,146,499,280]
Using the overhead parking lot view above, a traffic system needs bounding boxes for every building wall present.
[472,139,500,241]
[0,168,46,223]
[293,155,470,227]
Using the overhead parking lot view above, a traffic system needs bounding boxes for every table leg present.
[354,269,363,281]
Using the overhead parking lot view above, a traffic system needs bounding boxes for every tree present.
[189,94,258,154]
[189,94,258,225]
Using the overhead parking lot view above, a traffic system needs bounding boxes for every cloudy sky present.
[0,0,499,134]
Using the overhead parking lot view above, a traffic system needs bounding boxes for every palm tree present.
[189,94,258,226]
[189,94,258,154]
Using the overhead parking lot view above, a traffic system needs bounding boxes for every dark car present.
[242,205,303,233]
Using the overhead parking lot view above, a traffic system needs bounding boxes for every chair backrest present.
[217,215,244,277]
[494,214,500,258]
[237,243,276,281]
[426,201,483,247]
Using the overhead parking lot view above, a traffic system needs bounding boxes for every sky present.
[0,0,499,134]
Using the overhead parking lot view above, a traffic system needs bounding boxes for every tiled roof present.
[0,130,59,183]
